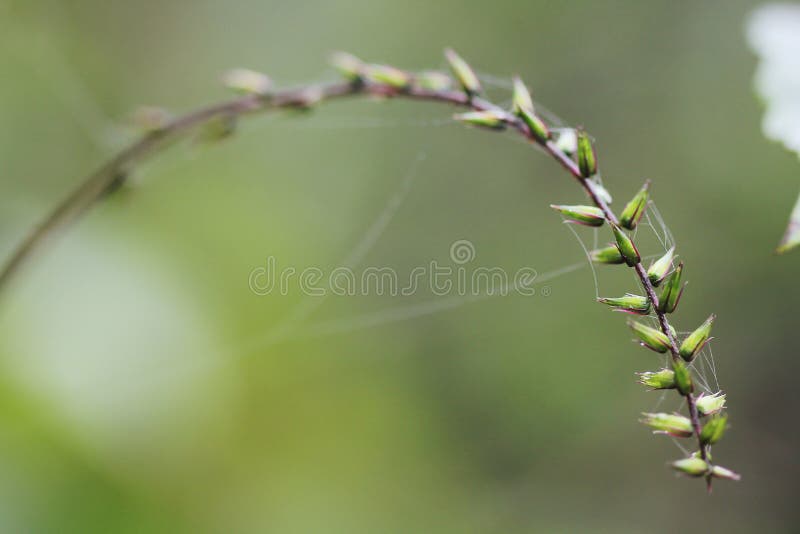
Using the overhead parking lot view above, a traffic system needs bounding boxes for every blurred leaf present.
[747,3,800,253]
[777,193,800,253]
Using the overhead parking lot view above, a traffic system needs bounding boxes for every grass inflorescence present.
[0,49,738,490]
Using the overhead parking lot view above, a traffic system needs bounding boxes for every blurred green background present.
[0,0,798,532]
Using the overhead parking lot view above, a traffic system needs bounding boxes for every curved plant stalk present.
[0,51,738,489]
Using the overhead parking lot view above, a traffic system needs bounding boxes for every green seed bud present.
[657,262,685,313]
[611,223,640,266]
[628,320,671,353]
[518,107,551,143]
[679,314,715,362]
[590,245,624,265]
[415,71,452,91]
[132,106,171,133]
[454,110,508,130]
[550,204,605,226]
[196,113,237,143]
[511,75,534,114]
[637,368,676,390]
[696,392,726,416]
[711,465,741,481]
[576,127,598,178]
[365,64,412,89]
[619,180,650,230]
[641,412,693,438]
[597,294,651,315]
[672,457,710,477]
[700,415,727,445]
[672,360,694,396]
[444,48,481,97]
[222,68,272,97]
[647,246,675,286]
[330,51,364,82]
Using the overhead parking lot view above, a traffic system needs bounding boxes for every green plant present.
[0,49,739,489]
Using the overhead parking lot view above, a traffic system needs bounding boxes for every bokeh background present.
[0,0,798,532]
